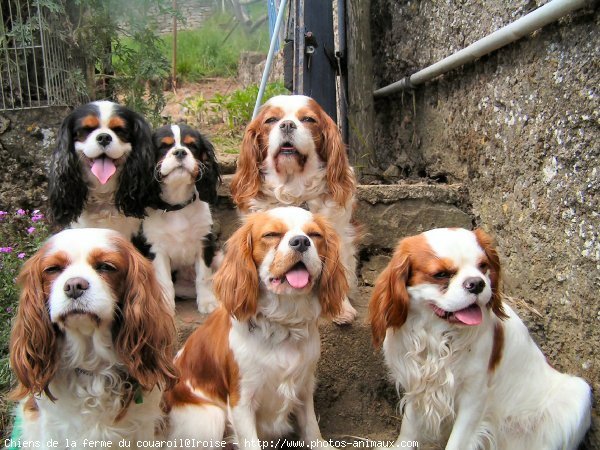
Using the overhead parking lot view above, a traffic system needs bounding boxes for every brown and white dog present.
[165,207,348,446]
[369,228,591,450]
[230,95,358,325]
[10,228,178,448]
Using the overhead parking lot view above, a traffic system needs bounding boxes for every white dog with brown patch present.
[369,228,591,450]
[165,207,348,447]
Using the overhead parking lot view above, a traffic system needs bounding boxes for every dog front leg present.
[195,251,217,314]
[153,253,175,312]
[444,385,487,450]
[296,373,332,448]
[230,403,261,450]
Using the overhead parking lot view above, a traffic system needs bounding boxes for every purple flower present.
[0,247,13,253]
[6,306,13,314]
[31,213,44,222]
[17,209,26,216]
[27,226,35,234]
[0,211,7,219]
[18,252,26,259]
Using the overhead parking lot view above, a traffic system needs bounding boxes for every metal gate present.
[0,0,87,111]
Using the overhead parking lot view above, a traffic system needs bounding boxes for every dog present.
[230,94,358,325]
[48,101,158,238]
[369,228,592,450]
[140,124,220,313]
[10,228,178,448]
[165,206,348,445]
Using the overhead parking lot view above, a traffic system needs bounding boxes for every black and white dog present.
[141,124,221,313]
[48,101,158,238]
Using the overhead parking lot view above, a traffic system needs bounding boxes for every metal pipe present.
[374,0,590,98]
[252,0,289,119]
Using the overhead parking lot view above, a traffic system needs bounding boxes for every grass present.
[117,11,270,83]
[0,209,50,439]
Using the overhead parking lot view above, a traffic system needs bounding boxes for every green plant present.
[222,82,289,131]
[0,209,50,439]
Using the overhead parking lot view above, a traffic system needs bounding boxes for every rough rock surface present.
[371,0,599,445]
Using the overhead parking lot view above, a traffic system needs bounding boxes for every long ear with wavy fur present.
[230,118,264,213]
[195,133,221,205]
[10,246,60,401]
[115,111,158,218]
[317,104,355,208]
[368,242,411,348]
[112,236,178,391]
[474,228,507,320]
[48,114,88,226]
[213,217,259,320]
[313,215,348,319]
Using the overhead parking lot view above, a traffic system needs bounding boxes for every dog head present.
[48,101,157,225]
[369,228,506,347]
[230,95,354,211]
[151,124,220,205]
[10,228,177,400]
[213,206,348,321]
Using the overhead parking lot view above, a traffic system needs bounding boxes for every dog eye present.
[96,262,117,272]
[265,117,278,124]
[300,116,316,123]
[433,271,451,279]
[307,232,322,239]
[43,265,63,274]
[478,262,489,272]
[262,232,282,239]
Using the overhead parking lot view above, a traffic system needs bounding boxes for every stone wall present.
[370,0,599,446]
[0,107,68,212]
[154,0,212,34]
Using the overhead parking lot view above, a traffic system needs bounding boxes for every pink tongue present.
[285,267,310,289]
[91,157,116,185]
[454,304,483,326]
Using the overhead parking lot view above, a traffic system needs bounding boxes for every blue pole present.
[252,0,289,119]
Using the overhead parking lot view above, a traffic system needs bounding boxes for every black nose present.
[279,120,297,133]
[172,148,187,160]
[289,235,310,253]
[64,277,90,299]
[96,133,112,147]
[463,277,485,294]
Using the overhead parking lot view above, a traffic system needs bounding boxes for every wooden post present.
[346,0,375,178]
[172,0,177,91]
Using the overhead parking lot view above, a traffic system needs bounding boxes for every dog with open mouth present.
[369,228,591,450]
[48,101,158,238]
[165,206,348,446]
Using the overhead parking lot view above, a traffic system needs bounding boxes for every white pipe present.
[252,0,289,119]
[374,0,590,98]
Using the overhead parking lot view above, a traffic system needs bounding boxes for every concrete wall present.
[370,0,599,446]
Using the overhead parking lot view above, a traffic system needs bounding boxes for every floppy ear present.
[195,133,221,205]
[313,215,348,319]
[213,218,259,321]
[368,243,411,348]
[474,228,507,320]
[10,247,60,401]
[112,237,178,391]
[319,113,355,208]
[48,115,88,226]
[230,119,264,212]
[115,112,159,218]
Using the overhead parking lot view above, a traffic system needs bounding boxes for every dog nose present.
[463,277,485,294]
[96,133,112,147]
[279,120,297,133]
[172,148,187,159]
[64,277,90,299]
[289,235,310,253]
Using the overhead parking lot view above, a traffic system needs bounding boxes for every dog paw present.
[196,290,218,314]
[332,297,357,325]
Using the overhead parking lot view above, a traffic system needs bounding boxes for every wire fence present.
[0,0,87,111]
